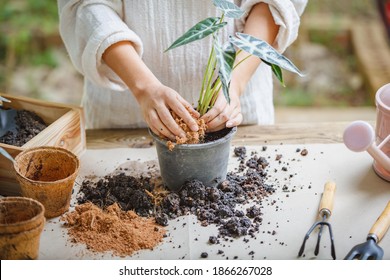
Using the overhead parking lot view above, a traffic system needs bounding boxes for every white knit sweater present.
[58,0,307,129]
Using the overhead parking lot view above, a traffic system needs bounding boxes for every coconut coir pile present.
[62,202,165,257]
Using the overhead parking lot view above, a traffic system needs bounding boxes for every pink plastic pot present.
[343,83,390,181]
[374,83,390,180]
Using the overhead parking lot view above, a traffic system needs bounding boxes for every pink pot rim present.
[376,83,390,114]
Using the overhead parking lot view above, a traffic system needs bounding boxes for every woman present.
[58,0,307,140]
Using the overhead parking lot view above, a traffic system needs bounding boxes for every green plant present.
[165,0,303,116]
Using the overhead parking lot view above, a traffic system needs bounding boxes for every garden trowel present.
[0,96,17,138]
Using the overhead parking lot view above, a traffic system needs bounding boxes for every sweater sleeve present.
[236,0,307,53]
[58,0,144,91]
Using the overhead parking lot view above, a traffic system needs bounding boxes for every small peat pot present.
[150,127,237,191]
[13,146,80,218]
[0,196,45,259]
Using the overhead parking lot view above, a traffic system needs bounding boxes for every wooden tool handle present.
[318,181,336,218]
[369,201,390,242]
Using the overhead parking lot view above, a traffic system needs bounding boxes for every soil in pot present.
[0,109,47,146]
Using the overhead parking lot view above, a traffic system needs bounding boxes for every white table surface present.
[38,143,390,260]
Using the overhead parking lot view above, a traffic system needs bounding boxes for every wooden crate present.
[0,94,86,196]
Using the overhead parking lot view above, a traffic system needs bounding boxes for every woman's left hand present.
[201,90,243,132]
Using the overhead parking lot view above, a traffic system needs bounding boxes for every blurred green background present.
[0,0,386,114]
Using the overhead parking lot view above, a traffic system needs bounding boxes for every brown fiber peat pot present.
[150,127,237,191]
[0,196,45,259]
[13,146,80,218]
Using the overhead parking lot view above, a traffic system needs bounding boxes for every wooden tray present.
[0,93,86,196]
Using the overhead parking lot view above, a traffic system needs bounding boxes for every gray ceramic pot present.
[150,127,237,191]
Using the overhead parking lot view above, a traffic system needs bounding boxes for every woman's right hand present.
[135,82,199,140]
[102,41,199,140]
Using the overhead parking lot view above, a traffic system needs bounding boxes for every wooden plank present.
[1,93,72,123]
[24,110,86,155]
[85,122,361,150]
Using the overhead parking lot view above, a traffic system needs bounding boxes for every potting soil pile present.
[0,110,47,146]
[62,202,165,257]
[64,146,309,257]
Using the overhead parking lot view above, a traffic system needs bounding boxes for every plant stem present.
[233,50,252,70]
[197,13,257,115]
[199,45,216,108]
[198,14,227,116]
[199,49,217,115]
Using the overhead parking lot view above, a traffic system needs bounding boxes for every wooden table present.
[86,122,356,148]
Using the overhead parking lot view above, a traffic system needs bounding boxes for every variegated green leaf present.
[165,17,226,52]
[214,40,236,103]
[213,0,245,18]
[271,64,284,86]
[230,33,304,76]
[264,61,285,86]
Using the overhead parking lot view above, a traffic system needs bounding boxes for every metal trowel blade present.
[0,96,11,103]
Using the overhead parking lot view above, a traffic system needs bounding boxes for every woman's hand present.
[201,89,242,132]
[102,41,199,140]
[136,82,199,140]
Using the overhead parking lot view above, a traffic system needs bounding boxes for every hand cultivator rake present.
[298,181,336,260]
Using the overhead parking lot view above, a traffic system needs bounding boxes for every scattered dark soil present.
[234,146,246,159]
[0,109,47,146]
[77,146,275,241]
[77,173,155,217]
[74,144,314,258]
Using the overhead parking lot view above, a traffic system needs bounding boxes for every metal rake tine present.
[327,222,336,260]
[298,235,309,257]
[314,223,324,256]
[314,215,327,256]
[360,252,372,260]
[314,220,336,259]
[344,250,358,260]
[298,221,320,257]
